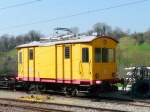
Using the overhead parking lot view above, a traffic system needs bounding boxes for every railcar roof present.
[16,35,118,48]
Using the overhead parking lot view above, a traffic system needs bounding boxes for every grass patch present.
[138,44,150,51]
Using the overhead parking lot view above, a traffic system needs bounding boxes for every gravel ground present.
[0,90,150,112]
[0,90,29,99]
[0,107,36,112]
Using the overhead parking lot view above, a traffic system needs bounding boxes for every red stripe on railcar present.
[17,76,119,85]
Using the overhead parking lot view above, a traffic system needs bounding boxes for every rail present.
[0,98,128,112]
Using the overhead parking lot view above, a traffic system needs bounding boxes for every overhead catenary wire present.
[0,0,42,11]
[0,0,149,31]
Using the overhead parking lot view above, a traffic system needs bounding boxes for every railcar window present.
[19,52,22,64]
[29,49,33,60]
[82,48,89,62]
[102,48,114,63]
[108,49,115,62]
[95,48,102,62]
[102,48,108,62]
[65,46,70,59]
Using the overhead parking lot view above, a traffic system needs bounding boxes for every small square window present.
[65,47,70,59]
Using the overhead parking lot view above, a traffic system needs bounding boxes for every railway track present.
[100,99,150,108]
[0,90,150,111]
[0,103,65,112]
[0,98,128,112]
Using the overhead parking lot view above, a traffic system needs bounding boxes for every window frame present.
[94,48,115,63]
[65,46,70,59]
[108,48,115,62]
[82,48,89,63]
[95,48,102,63]
[29,49,33,60]
[102,48,108,63]
[102,48,115,63]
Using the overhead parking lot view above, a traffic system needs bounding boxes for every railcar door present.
[18,49,24,78]
[64,45,72,83]
[28,48,35,81]
[56,45,63,83]
[80,45,92,82]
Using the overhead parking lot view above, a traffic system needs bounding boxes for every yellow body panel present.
[18,49,23,79]
[64,45,71,80]
[18,48,28,79]
[35,47,51,78]
[72,44,81,80]
[49,46,56,79]
[56,45,63,79]
[92,38,117,80]
[28,48,34,81]
[80,44,92,80]
[17,36,118,84]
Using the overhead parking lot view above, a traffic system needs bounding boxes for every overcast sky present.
[0,0,150,35]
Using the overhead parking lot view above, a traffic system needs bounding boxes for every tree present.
[111,27,127,39]
[132,32,145,44]
[93,22,112,36]
[0,34,12,52]
[143,30,150,44]
[86,30,94,36]
[25,30,41,41]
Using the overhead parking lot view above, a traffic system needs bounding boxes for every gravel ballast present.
[0,90,150,112]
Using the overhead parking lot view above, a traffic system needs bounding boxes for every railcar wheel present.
[38,84,46,93]
[64,87,79,97]
[64,87,72,96]
[28,84,40,94]
[71,88,79,97]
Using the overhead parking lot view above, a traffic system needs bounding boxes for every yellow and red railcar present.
[16,35,119,95]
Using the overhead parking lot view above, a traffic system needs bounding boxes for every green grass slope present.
[117,37,150,66]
